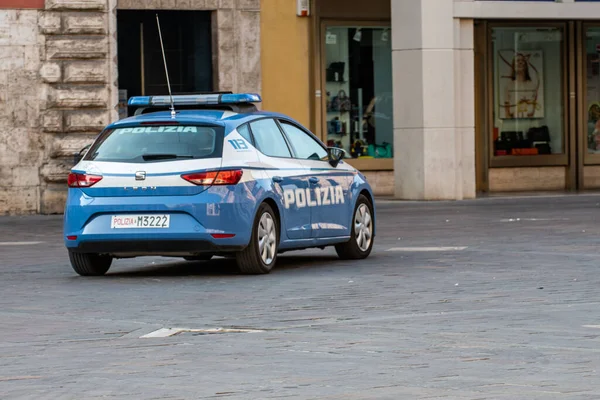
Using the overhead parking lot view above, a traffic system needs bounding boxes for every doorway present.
[116,10,213,117]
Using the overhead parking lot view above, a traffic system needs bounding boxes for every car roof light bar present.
[128,93,262,107]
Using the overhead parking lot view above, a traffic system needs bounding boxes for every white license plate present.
[111,215,170,229]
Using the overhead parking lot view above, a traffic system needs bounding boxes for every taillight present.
[67,173,103,188]
[182,169,243,186]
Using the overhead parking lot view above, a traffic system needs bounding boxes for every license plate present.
[111,215,170,229]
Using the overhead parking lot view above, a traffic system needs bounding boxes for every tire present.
[68,252,112,276]
[183,255,213,261]
[236,202,278,274]
[335,194,374,260]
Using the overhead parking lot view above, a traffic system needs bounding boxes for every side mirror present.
[73,144,91,165]
[327,147,346,168]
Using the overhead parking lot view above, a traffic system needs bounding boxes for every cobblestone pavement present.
[2,194,600,399]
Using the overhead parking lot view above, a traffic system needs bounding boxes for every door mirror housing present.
[327,147,346,167]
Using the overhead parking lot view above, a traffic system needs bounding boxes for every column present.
[391,0,475,200]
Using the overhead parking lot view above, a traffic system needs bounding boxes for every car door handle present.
[272,176,283,183]
[309,177,319,185]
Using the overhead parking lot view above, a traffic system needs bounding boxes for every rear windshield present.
[84,125,223,163]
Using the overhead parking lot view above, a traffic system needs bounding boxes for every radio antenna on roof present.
[155,14,176,119]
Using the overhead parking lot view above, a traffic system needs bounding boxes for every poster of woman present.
[498,50,544,119]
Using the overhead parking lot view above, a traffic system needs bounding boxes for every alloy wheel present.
[354,203,372,252]
[258,212,277,265]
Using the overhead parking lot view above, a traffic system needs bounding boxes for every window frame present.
[276,118,330,162]
[83,124,224,163]
[247,117,295,159]
[236,122,255,147]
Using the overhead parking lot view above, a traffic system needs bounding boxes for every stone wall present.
[0,9,44,214]
[39,0,113,214]
[0,0,261,215]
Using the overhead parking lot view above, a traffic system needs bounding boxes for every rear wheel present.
[183,255,213,261]
[335,195,374,260]
[68,252,112,276]
[236,203,278,274]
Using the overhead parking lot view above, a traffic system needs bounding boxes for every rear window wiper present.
[142,154,194,161]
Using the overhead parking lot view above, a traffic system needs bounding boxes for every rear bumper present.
[69,239,245,256]
[63,183,268,256]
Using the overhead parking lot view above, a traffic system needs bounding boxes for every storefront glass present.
[585,27,600,153]
[491,26,564,157]
[324,26,393,159]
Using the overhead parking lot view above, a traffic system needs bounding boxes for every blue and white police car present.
[64,93,375,275]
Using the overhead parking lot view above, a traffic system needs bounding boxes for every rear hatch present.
[74,123,224,197]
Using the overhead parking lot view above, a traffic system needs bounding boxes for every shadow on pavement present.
[105,254,345,278]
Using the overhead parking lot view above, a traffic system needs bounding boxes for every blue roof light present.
[220,93,262,103]
[127,93,262,107]
[128,96,151,106]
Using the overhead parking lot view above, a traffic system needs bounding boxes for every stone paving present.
[2,195,600,399]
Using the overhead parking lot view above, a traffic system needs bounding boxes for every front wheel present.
[335,194,374,260]
[68,252,112,276]
[236,203,278,274]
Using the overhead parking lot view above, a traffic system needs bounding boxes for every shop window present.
[586,27,600,153]
[324,26,393,160]
[491,26,564,157]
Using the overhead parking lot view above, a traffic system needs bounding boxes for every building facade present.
[2,0,600,214]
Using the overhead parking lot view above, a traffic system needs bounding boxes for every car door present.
[249,118,311,240]
[278,119,353,239]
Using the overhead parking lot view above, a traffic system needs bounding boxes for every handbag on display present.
[327,139,343,149]
[535,143,552,154]
[528,126,551,154]
[326,62,345,82]
[327,117,346,135]
[498,131,529,153]
[331,90,351,112]
[527,126,551,142]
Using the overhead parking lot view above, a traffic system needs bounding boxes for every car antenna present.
[155,13,176,119]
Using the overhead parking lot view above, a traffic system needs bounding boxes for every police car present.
[64,93,375,275]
